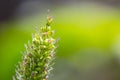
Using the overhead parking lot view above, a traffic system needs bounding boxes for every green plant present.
[13,16,57,80]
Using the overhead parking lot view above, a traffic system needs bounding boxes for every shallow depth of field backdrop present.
[0,0,120,80]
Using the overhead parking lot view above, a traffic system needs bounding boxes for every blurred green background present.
[0,1,120,80]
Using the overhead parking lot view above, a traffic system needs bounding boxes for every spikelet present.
[13,15,57,80]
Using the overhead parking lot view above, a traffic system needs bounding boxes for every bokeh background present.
[0,0,120,80]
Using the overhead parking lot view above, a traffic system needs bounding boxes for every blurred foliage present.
[0,4,120,80]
